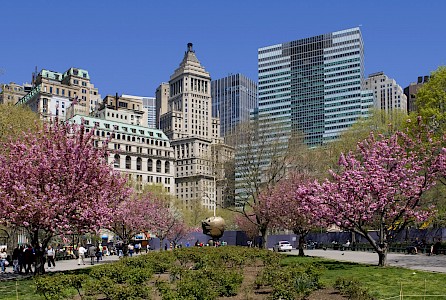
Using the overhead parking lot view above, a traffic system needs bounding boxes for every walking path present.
[2,249,446,281]
[0,254,122,281]
[300,249,446,273]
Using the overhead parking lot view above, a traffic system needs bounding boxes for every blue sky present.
[1,1,445,97]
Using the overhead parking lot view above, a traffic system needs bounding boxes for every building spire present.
[187,42,194,53]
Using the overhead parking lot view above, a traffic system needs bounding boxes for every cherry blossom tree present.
[234,213,259,245]
[108,190,161,256]
[321,131,439,266]
[270,173,326,256]
[166,221,200,248]
[0,121,129,272]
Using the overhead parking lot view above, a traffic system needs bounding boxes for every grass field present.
[281,256,446,299]
[2,254,446,299]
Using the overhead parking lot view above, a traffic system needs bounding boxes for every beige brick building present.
[17,68,101,121]
[0,82,32,105]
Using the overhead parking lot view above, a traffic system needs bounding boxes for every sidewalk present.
[301,249,446,273]
[0,255,121,281]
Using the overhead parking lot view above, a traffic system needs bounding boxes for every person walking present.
[95,246,101,263]
[128,244,134,257]
[12,246,20,273]
[0,248,8,273]
[46,245,56,269]
[88,245,96,265]
[77,245,86,265]
[17,246,24,274]
[23,245,34,275]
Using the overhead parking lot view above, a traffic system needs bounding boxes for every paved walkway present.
[0,255,122,281]
[2,249,446,280]
[299,249,446,273]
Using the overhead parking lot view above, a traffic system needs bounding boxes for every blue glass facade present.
[258,27,373,146]
[211,74,258,138]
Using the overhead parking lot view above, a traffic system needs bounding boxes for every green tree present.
[0,103,41,144]
[409,66,446,135]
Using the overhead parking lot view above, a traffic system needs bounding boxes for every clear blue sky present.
[1,0,445,97]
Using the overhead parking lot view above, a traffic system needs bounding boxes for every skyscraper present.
[159,43,231,211]
[364,72,407,113]
[257,27,373,146]
[211,73,258,138]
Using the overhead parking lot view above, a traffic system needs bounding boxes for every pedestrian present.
[46,245,56,269]
[17,245,24,273]
[95,247,101,263]
[128,244,134,257]
[164,244,168,251]
[134,243,140,254]
[0,248,8,273]
[23,244,34,275]
[77,245,86,265]
[12,246,20,273]
[88,245,96,265]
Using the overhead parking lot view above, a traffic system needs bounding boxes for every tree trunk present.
[260,227,268,249]
[378,250,387,267]
[298,235,306,257]
[30,229,48,275]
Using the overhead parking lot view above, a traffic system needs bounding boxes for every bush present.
[335,277,374,300]
[35,274,88,300]
[256,264,322,300]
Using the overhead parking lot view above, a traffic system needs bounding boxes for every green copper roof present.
[62,68,90,80]
[69,114,170,141]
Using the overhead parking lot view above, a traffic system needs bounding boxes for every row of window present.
[113,155,171,173]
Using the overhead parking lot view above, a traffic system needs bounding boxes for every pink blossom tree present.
[234,213,259,245]
[0,121,129,272]
[108,190,161,256]
[145,197,184,251]
[321,131,439,266]
[166,222,200,248]
[270,173,326,256]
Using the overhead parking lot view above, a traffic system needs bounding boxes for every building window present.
[156,160,162,172]
[147,159,153,172]
[165,161,170,173]
[136,157,142,171]
[125,156,131,169]
[114,154,120,168]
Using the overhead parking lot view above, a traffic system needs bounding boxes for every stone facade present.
[17,68,101,121]
[364,72,408,113]
[0,82,32,105]
[159,43,232,211]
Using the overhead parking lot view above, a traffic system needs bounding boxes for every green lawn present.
[282,256,446,299]
[2,255,446,300]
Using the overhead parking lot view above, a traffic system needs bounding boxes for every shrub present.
[35,274,88,300]
[335,277,374,300]
[256,264,322,300]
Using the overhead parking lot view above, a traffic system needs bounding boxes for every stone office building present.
[17,67,101,121]
[159,43,232,211]
[68,95,175,194]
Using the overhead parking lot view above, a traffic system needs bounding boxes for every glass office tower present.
[258,27,373,146]
[211,73,258,138]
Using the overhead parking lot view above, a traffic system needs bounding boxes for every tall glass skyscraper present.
[258,27,373,146]
[211,74,258,138]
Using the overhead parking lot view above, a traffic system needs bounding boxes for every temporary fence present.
[0,280,19,300]
[380,280,446,300]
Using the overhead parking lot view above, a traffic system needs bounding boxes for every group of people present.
[0,244,53,274]
[77,244,105,265]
